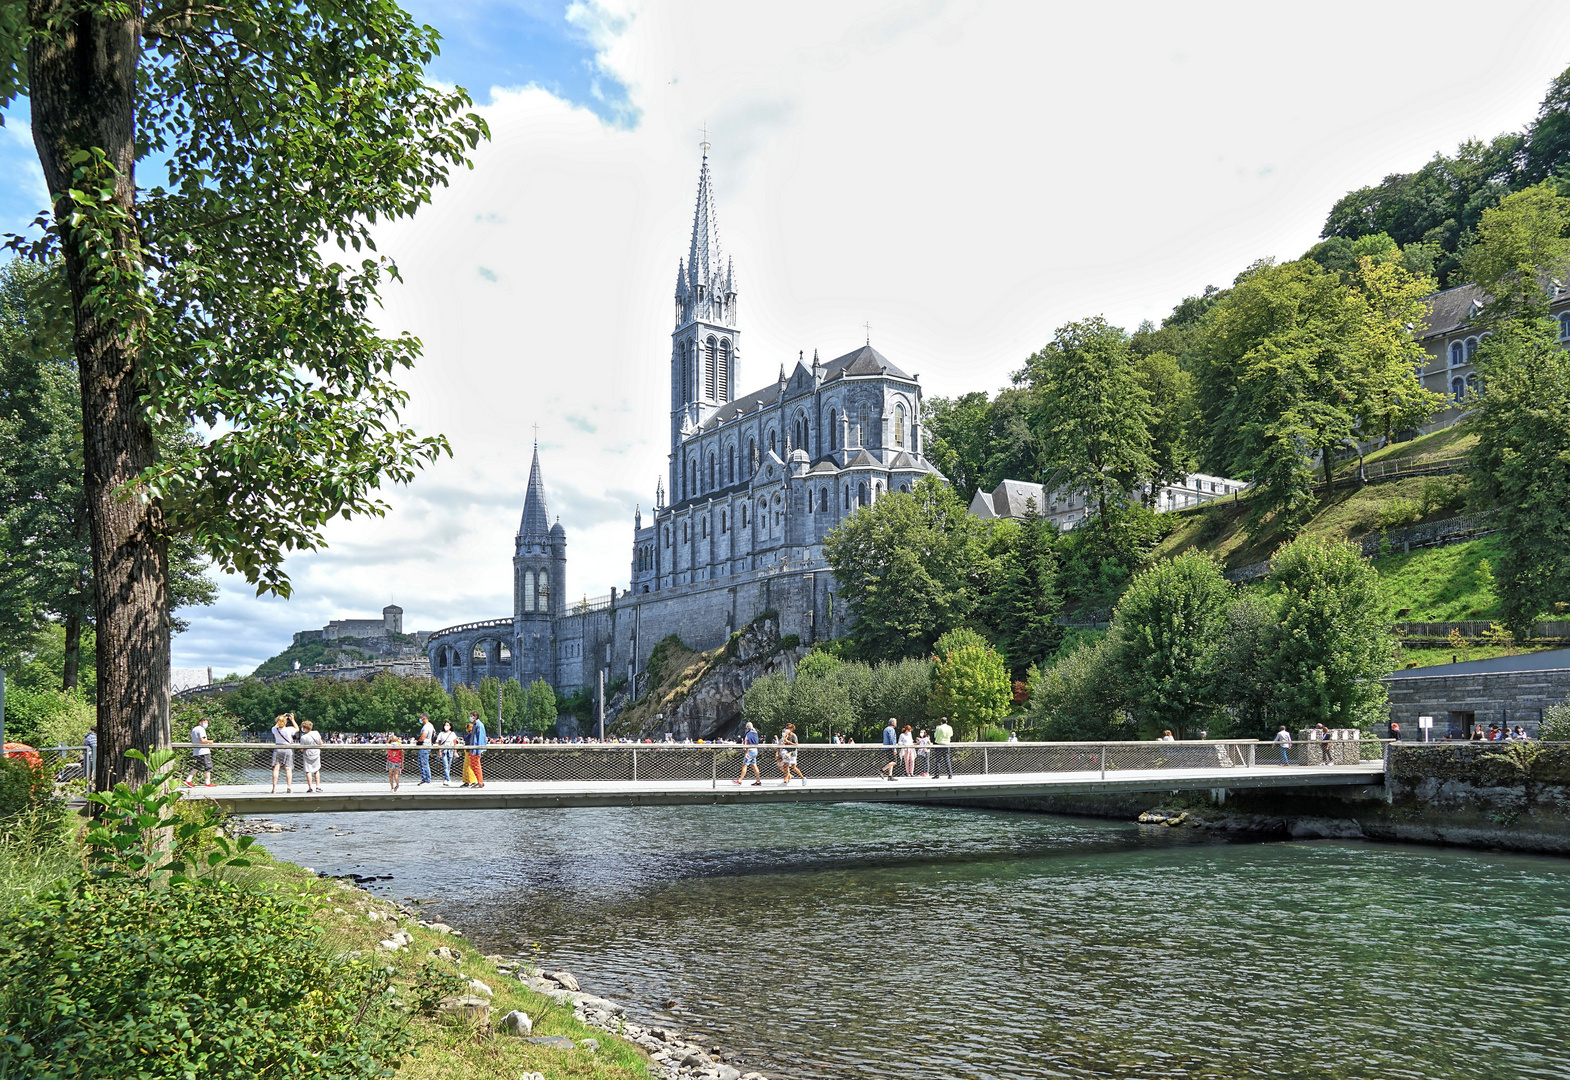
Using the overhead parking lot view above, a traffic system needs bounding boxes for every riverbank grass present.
[235,851,656,1080]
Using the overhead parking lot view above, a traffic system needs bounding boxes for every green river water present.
[258,803,1570,1079]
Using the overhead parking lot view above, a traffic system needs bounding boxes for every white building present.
[968,472,1247,530]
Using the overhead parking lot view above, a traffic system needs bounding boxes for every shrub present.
[0,755,63,846]
[0,878,410,1079]
[1543,699,1570,742]
[928,636,1011,738]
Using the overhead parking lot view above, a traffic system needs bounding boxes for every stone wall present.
[1384,665,1570,735]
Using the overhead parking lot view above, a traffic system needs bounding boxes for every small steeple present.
[519,441,550,538]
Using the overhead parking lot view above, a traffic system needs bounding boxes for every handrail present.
[425,617,513,640]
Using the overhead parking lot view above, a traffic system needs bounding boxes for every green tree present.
[1207,592,1281,739]
[1347,255,1447,447]
[1025,634,1132,741]
[1467,322,1570,636]
[523,678,558,736]
[977,510,1062,672]
[923,388,1038,505]
[4,3,486,791]
[927,630,1011,738]
[1134,350,1198,494]
[1260,536,1393,729]
[1458,184,1570,326]
[824,477,988,661]
[1109,552,1233,739]
[1016,317,1153,530]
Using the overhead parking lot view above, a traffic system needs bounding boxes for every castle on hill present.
[426,147,944,697]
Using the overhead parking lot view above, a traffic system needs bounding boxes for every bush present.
[1543,699,1570,741]
[0,878,410,1079]
[0,684,93,747]
[0,755,63,845]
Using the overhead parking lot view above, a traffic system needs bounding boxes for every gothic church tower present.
[670,142,738,500]
[513,443,564,686]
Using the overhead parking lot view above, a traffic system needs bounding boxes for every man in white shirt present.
[183,719,214,787]
[416,712,436,785]
[933,717,954,779]
[1273,726,1293,766]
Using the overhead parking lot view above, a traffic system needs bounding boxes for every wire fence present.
[183,737,1389,789]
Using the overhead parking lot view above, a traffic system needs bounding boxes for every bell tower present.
[513,441,562,686]
[670,139,738,500]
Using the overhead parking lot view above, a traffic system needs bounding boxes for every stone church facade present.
[427,148,944,696]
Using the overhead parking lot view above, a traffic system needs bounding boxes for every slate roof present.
[1419,284,1487,342]
[694,345,916,433]
[820,344,912,381]
[519,445,551,537]
[1384,647,1570,680]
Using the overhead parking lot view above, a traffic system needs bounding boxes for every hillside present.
[251,632,423,677]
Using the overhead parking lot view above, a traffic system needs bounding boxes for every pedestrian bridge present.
[181,740,1388,815]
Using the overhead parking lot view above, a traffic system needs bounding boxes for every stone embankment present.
[340,880,772,1080]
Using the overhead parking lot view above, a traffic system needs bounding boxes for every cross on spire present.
[863,321,872,345]
[699,122,710,158]
[532,422,540,447]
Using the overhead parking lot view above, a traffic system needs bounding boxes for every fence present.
[189,737,1387,789]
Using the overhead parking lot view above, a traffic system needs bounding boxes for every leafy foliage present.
[1109,552,1233,739]
[221,672,456,735]
[741,657,932,742]
[1024,634,1133,741]
[0,875,409,1079]
[928,631,1012,737]
[977,510,1063,673]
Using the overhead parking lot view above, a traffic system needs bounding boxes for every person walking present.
[734,722,762,786]
[1273,725,1293,766]
[269,713,298,793]
[915,729,932,777]
[468,712,487,788]
[461,719,477,786]
[879,718,900,781]
[183,715,215,788]
[416,712,435,785]
[899,724,916,777]
[82,730,97,792]
[299,720,323,792]
[779,723,805,785]
[437,721,459,785]
[1314,722,1333,765]
[385,734,403,791]
[933,716,954,779]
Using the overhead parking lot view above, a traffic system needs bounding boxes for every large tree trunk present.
[61,610,82,691]
[29,3,169,793]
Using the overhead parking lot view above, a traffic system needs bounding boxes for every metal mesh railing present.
[193,738,1389,790]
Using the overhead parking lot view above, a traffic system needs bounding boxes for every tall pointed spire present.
[519,441,550,537]
[687,145,722,293]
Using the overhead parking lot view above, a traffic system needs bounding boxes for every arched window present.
[859,408,869,447]
[768,430,777,456]
[538,570,549,610]
[858,481,868,506]
[437,649,446,669]
[683,521,689,542]
[1450,341,1464,366]
[773,494,782,526]
[895,403,906,448]
[664,526,670,547]
[682,340,691,401]
[748,438,757,470]
[523,570,535,612]
[705,336,718,399]
[1452,376,1465,402]
[727,444,736,484]
[1560,312,1570,340]
[741,503,749,527]
[718,339,731,398]
[843,483,850,509]
[828,409,838,450]
[758,499,766,528]
[1465,337,1479,360]
[901,483,909,493]
[721,510,728,534]
[1466,372,1479,397]
[701,517,708,539]
[498,641,511,660]
[688,458,696,497]
[819,486,829,513]
[708,452,716,489]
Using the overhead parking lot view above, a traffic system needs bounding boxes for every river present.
[257,803,1570,1080]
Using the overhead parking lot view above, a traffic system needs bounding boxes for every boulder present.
[429,946,462,964]
[717,1067,743,1080]
[377,939,401,951]
[482,953,507,964]
[426,922,454,935]
[681,1050,711,1067]
[546,969,580,991]
[524,1036,578,1049]
[497,1010,532,1036]
[573,993,626,1015]
[467,979,493,998]
[435,995,491,1022]
[579,1038,599,1052]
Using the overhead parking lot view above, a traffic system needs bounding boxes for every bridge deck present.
[186,763,1384,815]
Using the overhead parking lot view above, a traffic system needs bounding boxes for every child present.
[385,734,404,791]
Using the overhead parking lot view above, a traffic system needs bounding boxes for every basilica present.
[427,147,945,696]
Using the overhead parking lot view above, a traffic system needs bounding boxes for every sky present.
[6,1,1570,675]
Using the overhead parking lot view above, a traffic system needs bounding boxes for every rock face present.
[621,615,806,742]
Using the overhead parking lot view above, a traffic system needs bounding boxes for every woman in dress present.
[899,724,916,777]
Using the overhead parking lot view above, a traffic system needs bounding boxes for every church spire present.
[674,141,736,331]
[519,441,550,538]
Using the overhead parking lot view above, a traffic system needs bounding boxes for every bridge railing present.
[192,738,1387,788]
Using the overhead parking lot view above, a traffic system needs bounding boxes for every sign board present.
[1418,716,1433,729]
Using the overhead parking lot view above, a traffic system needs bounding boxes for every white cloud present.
[175,0,1570,672]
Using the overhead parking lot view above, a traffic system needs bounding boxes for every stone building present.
[426,147,946,696]
[968,472,1247,531]
[1414,280,1570,432]
[293,605,405,645]
[1382,648,1570,738]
